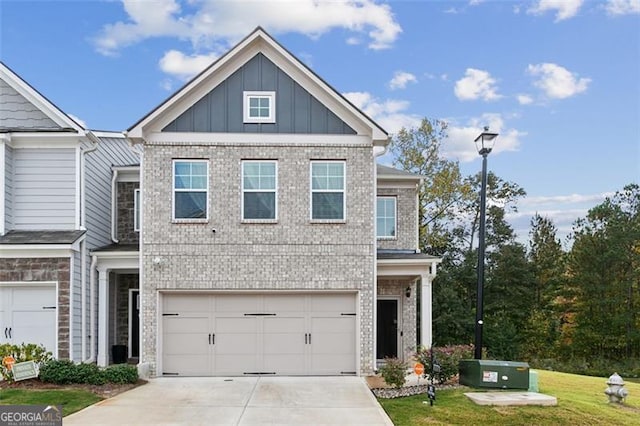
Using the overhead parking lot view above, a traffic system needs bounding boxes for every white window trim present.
[243,91,276,123]
[241,160,278,222]
[377,196,397,240]
[172,159,209,222]
[134,189,141,232]
[310,160,346,222]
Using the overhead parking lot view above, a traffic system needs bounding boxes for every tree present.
[566,184,640,359]
[390,118,473,255]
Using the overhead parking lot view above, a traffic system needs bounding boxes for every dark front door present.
[377,299,398,359]
[131,290,140,358]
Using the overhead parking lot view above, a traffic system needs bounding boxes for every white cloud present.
[159,50,219,80]
[68,114,87,128]
[528,0,583,21]
[444,113,524,162]
[527,63,591,99]
[520,192,614,205]
[606,0,640,15]
[343,91,421,134]
[517,94,533,105]
[388,71,417,90]
[454,68,501,101]
[94,0,402,56]
[469,0,485,5]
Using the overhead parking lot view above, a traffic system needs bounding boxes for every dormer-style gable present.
[0,62,84,135]
[127,27,388,146]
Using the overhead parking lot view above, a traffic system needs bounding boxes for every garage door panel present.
[264,354,305,374]
[310,294,355,312]
[214,295,260,312]
[163,316,209,333]
[311,317,355,333]
[11,287,55,306]
[216,317,258,333]
[11,311,56,350]
[1,286,56,354]
[216,355,258,374]
[311,353,356,374]
[163,294,209,311]
[164,332,209,355]
[263,295,305,312]
[216,333,258,354]
[263,317,305,333]
[164,355,209,376]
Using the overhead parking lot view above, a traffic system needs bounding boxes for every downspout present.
[84,254,98,363]
[372,140,389,371]
[111,169,119,243]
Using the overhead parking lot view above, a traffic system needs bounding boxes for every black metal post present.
[474,150,489,360]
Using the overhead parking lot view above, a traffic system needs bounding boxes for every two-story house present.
[116,27,440,377]
[0,62,138,362]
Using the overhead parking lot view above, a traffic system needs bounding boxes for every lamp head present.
[474,126,498,155]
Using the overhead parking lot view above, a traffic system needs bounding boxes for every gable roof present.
[127,27,388,144]
[377,164,423,181]
[0,61,84,133]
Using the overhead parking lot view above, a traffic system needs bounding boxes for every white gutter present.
[84,254,98,363]
[79,131,99,230]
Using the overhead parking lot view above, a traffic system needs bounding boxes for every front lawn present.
[0,388,102,416]
[379,370,640,425]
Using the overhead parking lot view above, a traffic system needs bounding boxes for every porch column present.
[420,273,433,349]
[97,267,110,366]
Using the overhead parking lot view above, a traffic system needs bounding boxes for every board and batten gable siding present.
[84,136,139,250]
[13,148,75,230]
[162,53,356,135]
[4,144,13,231]
[0,78,60,130]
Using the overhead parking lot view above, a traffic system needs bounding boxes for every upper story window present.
[311,161,345,221]
[243,91,276,123]
[134,189,140,232]
[242,160,277,220]
[377,196,396,239]
[173,160,208,220]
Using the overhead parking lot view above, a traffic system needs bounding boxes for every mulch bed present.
[366,374,464,399]
[0,378,147,399]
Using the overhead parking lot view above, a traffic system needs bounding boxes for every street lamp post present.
[473,126,498,360]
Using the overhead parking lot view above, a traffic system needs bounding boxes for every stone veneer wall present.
[377,279,418,362]
[142,142,375,376]
[117,182,140,244]
[115,274,139,346]
[377,187,418,251]
[0,257,70,358]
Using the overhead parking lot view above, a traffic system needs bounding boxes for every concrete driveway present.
[64,376,393,425]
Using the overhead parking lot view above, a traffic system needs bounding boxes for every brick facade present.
[117,182,140,244]
[141,142,375,375]
[0,257,70,358]
[377,187,418,251]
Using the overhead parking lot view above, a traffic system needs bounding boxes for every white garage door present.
[0,285,57,354]
[162,293,357,376]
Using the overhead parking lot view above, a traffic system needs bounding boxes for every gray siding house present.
[0,62,138,362]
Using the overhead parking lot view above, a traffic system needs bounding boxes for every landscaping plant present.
[379,357,408,388]
[0,343,53,382]
[39,360,138,385]
[415,344,475,384]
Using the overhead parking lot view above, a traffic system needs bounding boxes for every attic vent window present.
[243,91,276,123]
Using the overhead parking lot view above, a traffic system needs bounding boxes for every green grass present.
[0,389,102,416]
[379,370,640,425]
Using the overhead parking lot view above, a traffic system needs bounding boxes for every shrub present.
[379,357,407,388]
[102,364,138,384]
[74,362,106,385]
[0,343,53,382]
[39,360,77,384]
[415,344,476,384]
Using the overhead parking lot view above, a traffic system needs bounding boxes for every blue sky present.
[1,0,638,243]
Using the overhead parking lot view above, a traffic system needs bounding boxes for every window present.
[377,196,396,238]
[242,160,277,220]
[134,189,140,231]
[173,160,208,220]
[311,161,345,221]
[243,91,276,123]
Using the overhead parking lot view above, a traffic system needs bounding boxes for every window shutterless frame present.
[376,196,397,239]
[243,91,276,123]
[172,159,209,221]
[310,160,346,221]
[134,188,141,232]
[241,160,278,221]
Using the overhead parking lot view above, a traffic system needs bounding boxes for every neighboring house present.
[0,62,138,362]
[120,27,440,377]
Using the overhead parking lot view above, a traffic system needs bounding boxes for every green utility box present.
[459,360,530,389]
